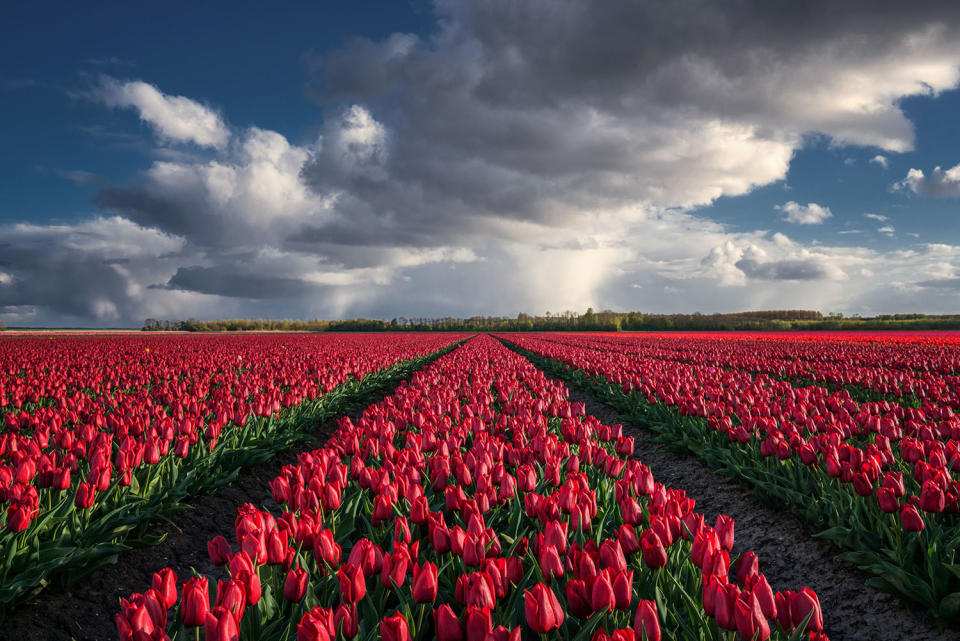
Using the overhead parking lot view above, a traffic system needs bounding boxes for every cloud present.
[735,257,833,281]
[870,155,889,168]
[8,2,960,325]
[863,213,888,221]
[917,277,960,289]
[776,201,832,224]
[878,225,896,237]
[894,163,960,197]
[95,77,230,148]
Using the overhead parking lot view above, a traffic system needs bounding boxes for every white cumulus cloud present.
[776,201,833,225]
[96,77,231,149]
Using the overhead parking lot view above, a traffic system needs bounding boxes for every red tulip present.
[634,600,661,641]
[204,606,240,641]
[74,482,96,509]
[591,569,617,613]
[792,587,823,633]
[434,604,463,641]
[285,566,308,602]
[599,539,627,572]
[539,544,564,579]
[412,561,438,603]
[919,481,945,513]
[565,578,593,618]
[524,583,564,633]
[215,579,246,621]
[465,606,493,641]
[298,606,334,641]
[735,551,758,585]
[877,487,899,513]
[338,562,366,602]
[640,529,667,569]
[715,514,734,551]
[207,535,232,566]
[612,569,633,610]
[735,592,770,641]
[900,503,925,531]
[381,612,411,641]
[181,576,210,627]
[151,568,178,609]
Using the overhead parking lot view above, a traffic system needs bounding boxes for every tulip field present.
[0,333,465,607]
[110,335,827,641]
[4,331,960,640]
[499,332,960,624]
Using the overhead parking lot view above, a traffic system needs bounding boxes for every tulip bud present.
[338,562,366,602]
[640,529,667,569]
[525,583,565,633]
[181,576,210,627]
[151,567,178,609]
[591,569,617,613]
[434,604,463,641]
[412,561,438,603]
[284,566,308,602]
[381,612,411,641]
[634,600,661,641]
[900,503,925,532]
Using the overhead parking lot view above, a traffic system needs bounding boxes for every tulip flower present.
[591,569,617,613]
[381,612,411,641]
[181,576,210,627]
[434,604,463,641]
[634,600,661,641]
[333,604,358,638]
[877,487,899,513]
[524,583,564,633]
[204,606,240,641]
[792,587,823,633]
[465,606,493,641]
[900,503,925,532]
[640,529,667,569]
[412,561,438,603]
[74,482,96,509]
[284,566,308,602]
[337,562,366,602]
[215,579,246,621]
[539,544,564,579]
[298,606,335,641]
[565,579,593,618]
[151,568,178,609]
[715,515,735,550]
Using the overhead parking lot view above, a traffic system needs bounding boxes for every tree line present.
[139,310,960,333]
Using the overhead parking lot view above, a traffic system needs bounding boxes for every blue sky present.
[3,1,960,326]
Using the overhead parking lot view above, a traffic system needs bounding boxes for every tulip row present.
[117,334,826,641]
[0,333,466,609]
[498,333,960,624]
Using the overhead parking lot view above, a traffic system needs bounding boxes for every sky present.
[3,1,960,327]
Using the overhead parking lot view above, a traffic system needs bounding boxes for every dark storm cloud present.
[295,0,960,252]
[94,186,205,241]
[0,245,138,320]
[916,277,960,289]
[735,257,832,281]
[163,265,318,299]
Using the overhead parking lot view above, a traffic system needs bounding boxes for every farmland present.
[2,332,959,640]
